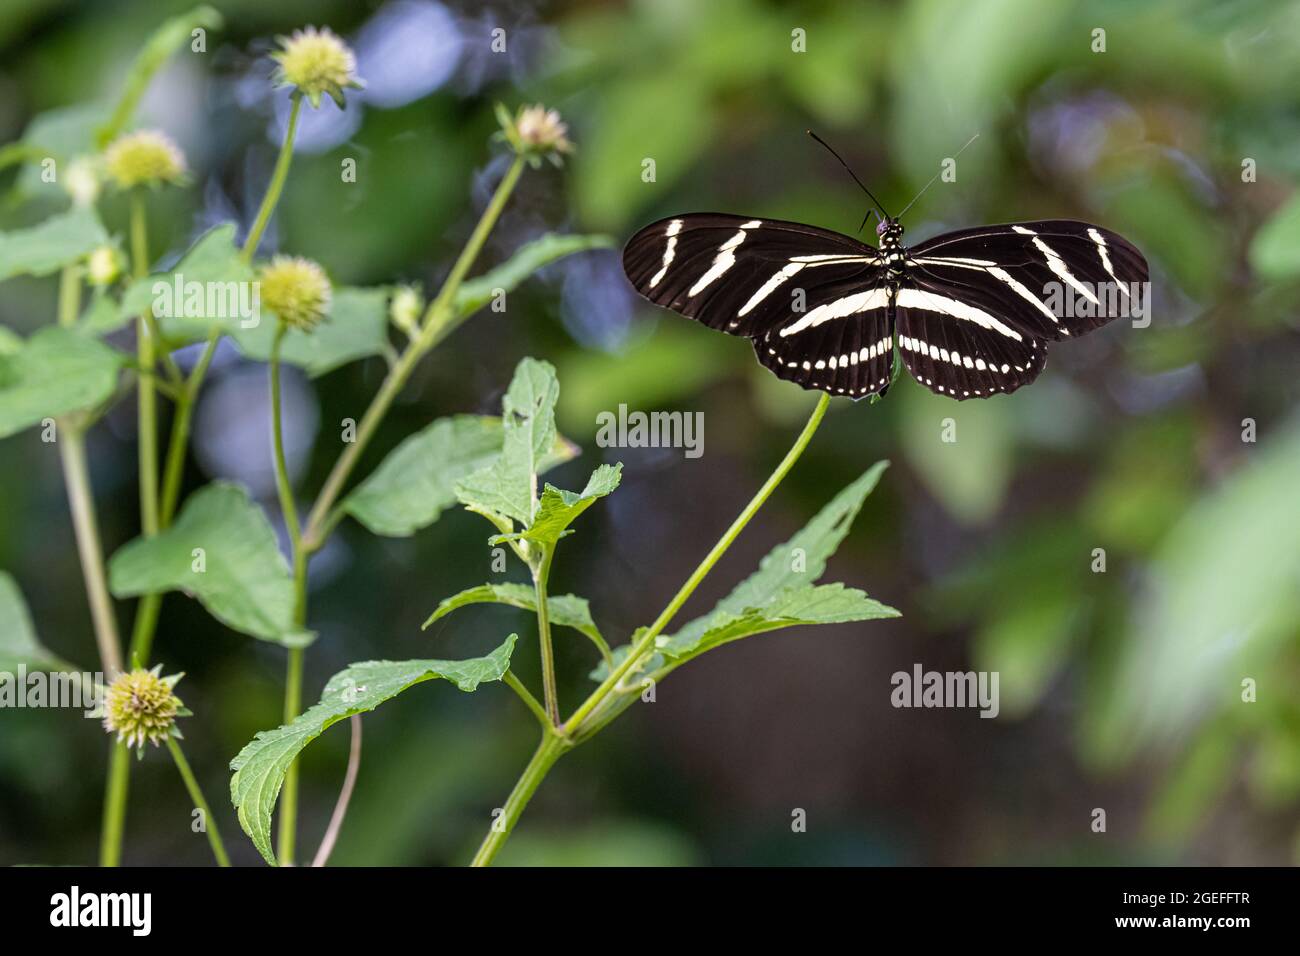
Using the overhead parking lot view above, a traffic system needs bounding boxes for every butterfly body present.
[622,211,1148,401]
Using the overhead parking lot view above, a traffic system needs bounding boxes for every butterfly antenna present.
[896,133,980,221]
[807,129,890,222]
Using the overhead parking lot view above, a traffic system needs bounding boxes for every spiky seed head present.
[260,255,332,331]
[272,25,364,108]
[103,130,187,189]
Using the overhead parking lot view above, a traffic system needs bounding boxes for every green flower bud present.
[496,103,574,167]
[86,245,122,287]
[389,284,423,337]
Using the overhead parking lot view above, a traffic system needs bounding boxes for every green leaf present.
[96,6,224,148]
[452,233,613,318]
[664,461,894,657]
[1249,190,1300,281]
[423,582,609,660]
[116,224,253,339]
[659,583,898,662]
[234,286,390,377]
[519,463,622,547]
[455,358,560,524]
[12,104,104,201]
[108,482,311,647]
[230,635,516,865]
[0,327,125,439]
[0,207,109,281]
[0,572,73,674]
[345,415,576,537]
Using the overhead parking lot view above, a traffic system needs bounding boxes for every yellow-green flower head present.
[497,103,574,167]
[101,666,185,751]
[103,129,188,190]
[86,245,122,287]
[64,156,101,207]
[389,284,423,336]
[272,25,364,108]
[260,255,332,331]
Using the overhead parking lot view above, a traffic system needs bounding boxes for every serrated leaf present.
[345,415,575,537]
[455,358,560,524]
[234,286,390,377]
[423,582,609,660]
[452,233,613,317]
[0,327,125,439]
[522,463,622,547]
[665,462,892,653]
[108,482,310,647]
[0,207,109,281]
[658,583,898,661]
[0,572,73,674]
[230,635,516,865]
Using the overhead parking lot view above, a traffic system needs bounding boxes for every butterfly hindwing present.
[753,278,895,398]
[894,274,1047,399]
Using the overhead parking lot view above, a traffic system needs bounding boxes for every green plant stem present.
[531,546,560,725]
[469,731,569,867]
[301,154,527,552]
[565,392,832,737]
[55,265,129,867]
[278,645,304,865]
[269,323,307,865]
[131,193,160,541]
[242,93,302,262]
[58,431,123,675]
[166,736,230,867]
[472,393,833,866]
[129,330,221,667]
[99,742,130,866]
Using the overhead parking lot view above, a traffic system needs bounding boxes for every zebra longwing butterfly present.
[622,188,1148,401]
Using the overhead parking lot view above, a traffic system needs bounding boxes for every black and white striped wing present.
[623,214,893,398]
[897,220,1148,399]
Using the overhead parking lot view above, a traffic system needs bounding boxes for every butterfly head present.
[876,216,904,246]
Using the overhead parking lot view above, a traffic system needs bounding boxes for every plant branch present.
[131,193,160,541]
[311,715,362,867]
[242,92,302,262]
[167,736,230,867]
[472,393,834,866]
[469,731,568,867]
[532,545,560,726]
[99,742,130,866]
[301,154,527,553]
[564,392,831,736]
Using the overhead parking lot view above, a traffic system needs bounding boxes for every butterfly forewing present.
[622,214,894,397]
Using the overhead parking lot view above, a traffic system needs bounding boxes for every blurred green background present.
[2,0,1299,866]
